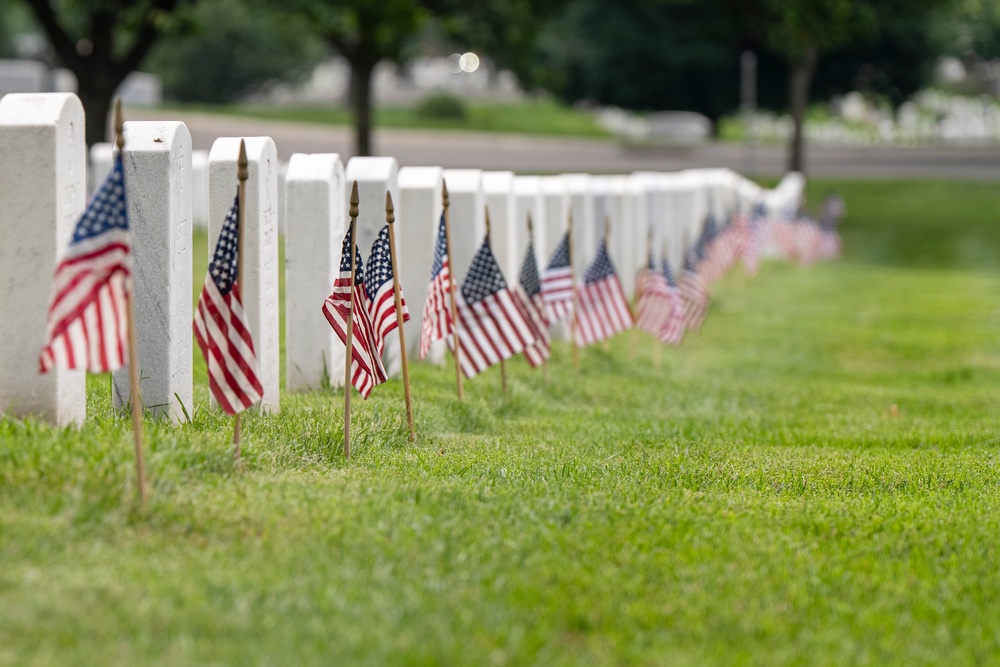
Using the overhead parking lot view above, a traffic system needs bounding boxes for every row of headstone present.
[0,93,803,428]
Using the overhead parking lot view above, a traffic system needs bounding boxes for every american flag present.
[540,233,573,325]
[518,240,551,367]
[192,193,265,415]
[39,154,132,374]
[635,253,673,339]
[419,212,453,359]
[660,257,686,346]
[739,203,765,276]
[323,226,387,398]
[679,249,710,332]
[448,235,536,378]
[573,239,632,347]
[365,225,410,355]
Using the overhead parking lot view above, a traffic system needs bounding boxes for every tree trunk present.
[787,45,819,174]
[77,75,119,148]
[348,58,378,157]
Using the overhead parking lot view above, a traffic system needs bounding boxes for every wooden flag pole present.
[485,208,508,396]
[602,215,612,352]
[443,180,463,400]
[232,139,248,464]
[344,181,359,459]
[116,99,148,509]
[567,208,579,369]
[385,192,415,442]
[527,213,548,383]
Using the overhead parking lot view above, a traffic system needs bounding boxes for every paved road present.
[132,109,1000,180]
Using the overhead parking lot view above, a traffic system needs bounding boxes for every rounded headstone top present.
[481,171,515,193]
[122,120,191,153]
[345,156,398,182]
[209,136,276,163]
[397,166,443,189]
[286,153,344,182]
[441,168,482,193]
[0,92,83,126]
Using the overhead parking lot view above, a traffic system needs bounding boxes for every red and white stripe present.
[369,280,409,356]
[39,229,131,374]
[324,280,387,399]
[635,269,673,338]
[660,288,686,346]
[193,279,264,415]
[541,265,573,325]
[519,289,551,367]
[419,263,453,359]
[680,270,710,332]
[448,289,536,378]
[574,276,633,347]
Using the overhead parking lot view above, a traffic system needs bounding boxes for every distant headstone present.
[397,166,445,363]
[481,170,518,280]
[0,93,87,426]
[344,157,403,378]
[608,175,643,297]
[208,137,280,413]
[0,59,46,95]
[285,153,346,391]
[561,173,595,274]
[513,175,545,261]
[191,150,209,229]
[115,72,162,107]
[647,111,711,145]
[88,142,113,198]
[440,169,485,284]
[111,121,193,422]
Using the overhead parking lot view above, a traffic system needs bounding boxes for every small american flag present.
[193,193,264,415]
[574,239,632,347]
[518,240,551,367]
[323,226,387,398]
[39,154,132,374]
[635,253,673,339]
[680,249,710,332]
[541,233,573,325]
[739,203,765,276]
[660,257,686,346]
[365,225,410,355]
[448,235,536,378]
[419,212,453,359]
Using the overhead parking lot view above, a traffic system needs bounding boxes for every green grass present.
[162,99,611,138]
[4,179,1000,665]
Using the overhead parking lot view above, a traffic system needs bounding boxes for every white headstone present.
[111,121,193,422]
[481,171,518,281]
[397,166,445,363]
[285,153,346,392]
[344,157,403,377]
[191,150,209,229]
[441,169,484,285]
[513,175,545,262]
[208,137,280,413]
[560,173,595,274]
[88,142,113,198]
[540,176,569,340]
[0,93,86,426]
[609,175,644,297]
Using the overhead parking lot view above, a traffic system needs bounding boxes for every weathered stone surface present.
[285,153,345,391]
[0,93,86,426]
[110,121,193,422]
[208,137,280,412]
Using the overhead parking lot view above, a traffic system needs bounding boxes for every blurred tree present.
[282,0,432,156]
[18,0,196,146]
[931,0,1000,60]
[719,0,951,172]
[146,0,325,104]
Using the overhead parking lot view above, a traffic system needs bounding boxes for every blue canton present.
[461,237,507,305]
[519,242,541,298]
[683,247,698,273]
[365,226,394,300]
[583,240,618,285]
[545,233,570,271]
[208,192,240,295]
[339,226,365,277]
[71,154,129,244]
[696,214,717,260]
[661,258,678,288]
[429,212,448,279]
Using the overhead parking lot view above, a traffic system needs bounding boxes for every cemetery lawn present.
[160,99,612,137]
[4,178,1000,665]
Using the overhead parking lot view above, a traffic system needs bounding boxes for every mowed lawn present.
[3,179,1000,666]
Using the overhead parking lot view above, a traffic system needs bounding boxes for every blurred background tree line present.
[1,0,999,167]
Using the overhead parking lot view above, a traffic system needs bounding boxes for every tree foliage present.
[146,0,325,104]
